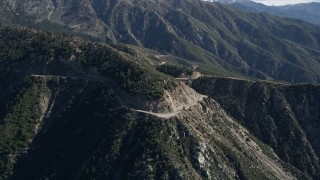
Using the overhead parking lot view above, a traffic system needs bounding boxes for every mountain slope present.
[192,76,320,179]
[0,25,312,179]
[2,75,302,180]
[2,0,320,84]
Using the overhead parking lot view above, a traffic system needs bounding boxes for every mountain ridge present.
[2,0,320,84]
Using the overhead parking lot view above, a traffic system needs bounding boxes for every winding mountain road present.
[31,74,208,119]
[131,94,207,119]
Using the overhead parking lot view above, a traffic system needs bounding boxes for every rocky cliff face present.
[192,76,320,179]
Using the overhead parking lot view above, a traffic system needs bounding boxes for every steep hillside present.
[192,76,320,179]
[2,0,320,84]
[0,25,315,180]
[1,75,303,180]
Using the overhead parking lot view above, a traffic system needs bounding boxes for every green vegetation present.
[0,26,173,178]
[5,79,195,179]
[0,26,73,63]
[9,80,129,179]
[0,25,166,99]
[75,42,165,99]
[0,77,46,179]
[156,64,193,78]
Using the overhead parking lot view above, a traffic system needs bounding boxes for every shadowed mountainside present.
[192,76,320,178]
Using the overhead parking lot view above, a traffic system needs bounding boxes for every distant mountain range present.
[2,0,320,84]
[207,0,320,25]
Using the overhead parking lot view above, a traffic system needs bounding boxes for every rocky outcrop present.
[192,76,320,178]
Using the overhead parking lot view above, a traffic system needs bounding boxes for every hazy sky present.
[253,0,320,6]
